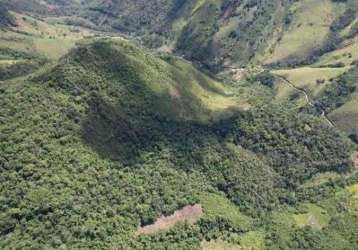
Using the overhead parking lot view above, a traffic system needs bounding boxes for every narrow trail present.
[276,75,335,128]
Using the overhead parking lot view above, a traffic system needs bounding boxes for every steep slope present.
[0,39,354,248]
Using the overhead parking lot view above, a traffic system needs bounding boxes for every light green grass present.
[293,203,330,230]
[238,231,265,250]
[33,38,77,60]
[265,0,344,64]
[272,66,349,100]
[302,172,341,188]
[315,38,358,67]
[0,11,97,60]
[12,12,94,40]
[201,240,241,250]
[200,193,252,229]
[346,184,358,210]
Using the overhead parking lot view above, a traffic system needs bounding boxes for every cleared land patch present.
[272,67,349,104]
[315,37,358,67]
[201,240,241,250]
[293,203,330,230]
[0,11,98,60]
[137,204,203,235]
[352,152,358,169]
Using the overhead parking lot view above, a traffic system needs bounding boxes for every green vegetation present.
[201,240,240,250]
[312,65,358,136]
[200,193,252,231]
[272,66,349,104]
[293,203,330,229]
[265,0,344,65]
[1,0,358,249]
[0,38,355,248]
[239,231,265,250]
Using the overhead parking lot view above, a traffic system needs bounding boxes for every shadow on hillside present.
[81,91,238,167]
[79,52,239,166]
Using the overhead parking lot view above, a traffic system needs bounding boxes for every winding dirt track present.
[276,75,335,127]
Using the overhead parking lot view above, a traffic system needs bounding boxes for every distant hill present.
[3,0,358,69]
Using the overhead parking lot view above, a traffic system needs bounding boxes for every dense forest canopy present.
[0,0,357,249]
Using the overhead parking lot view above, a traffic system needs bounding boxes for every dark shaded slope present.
[0,4,16,28]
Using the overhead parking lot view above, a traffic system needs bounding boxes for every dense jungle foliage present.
[1,0,358,249]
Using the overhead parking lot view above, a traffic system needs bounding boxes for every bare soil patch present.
[231,68,245,81]
[137,204,203,235]
[352,152,358,169]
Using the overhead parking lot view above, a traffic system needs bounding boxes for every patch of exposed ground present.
[231,68,246,81]
[169,86,181,99]
[137,204,203,235]
[306,215,322,230]
[352,152,358,169]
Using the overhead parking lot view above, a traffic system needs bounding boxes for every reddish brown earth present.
[137,204,203,235]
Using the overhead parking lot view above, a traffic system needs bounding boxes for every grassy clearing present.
[12,12,94,40]
[32,38,77,60]
[315,38,358,67]
[302,172,341,188]
[272,77,307,107]
[201,240,241,250]
[200,231,264,250]
[238,231,265,250]
[346,184,358,210]
[293,203,330,229]
[265,0,343,64]
[272,66,349,103]
[0,11,97,61]
[200,193,252,230]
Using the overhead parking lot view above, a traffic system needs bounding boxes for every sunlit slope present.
[265,0,344,65]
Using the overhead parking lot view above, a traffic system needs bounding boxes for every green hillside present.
[1,38,355,248]
[1,0,358,249]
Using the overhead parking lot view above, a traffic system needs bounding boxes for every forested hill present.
[0,38,356,248]
[1,0,358,249]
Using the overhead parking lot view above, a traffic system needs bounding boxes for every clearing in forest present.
[137,204,203,235]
